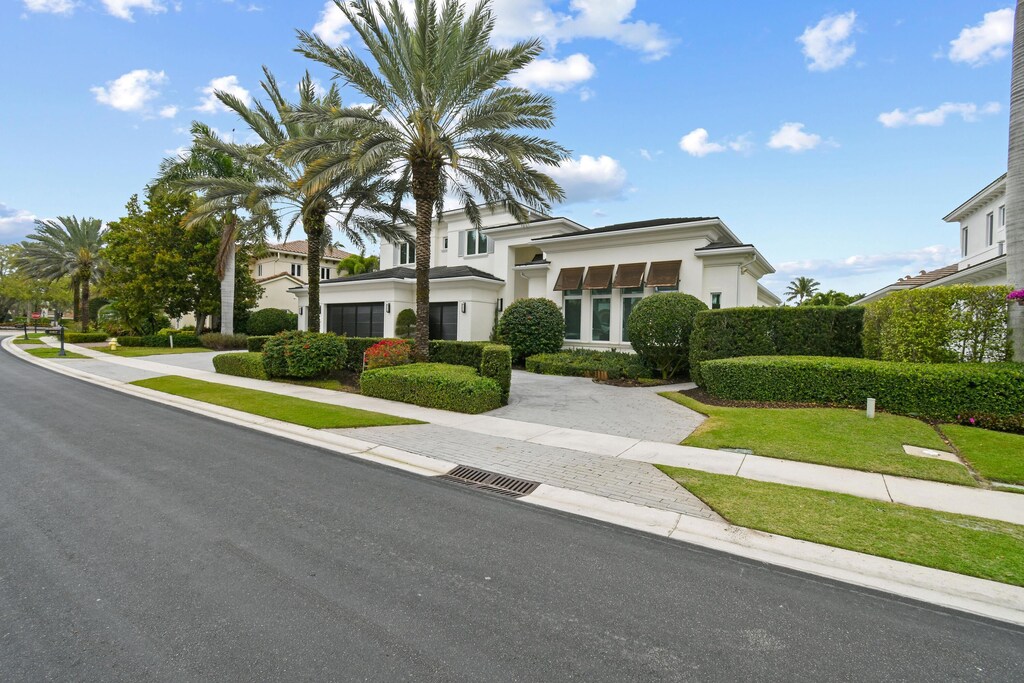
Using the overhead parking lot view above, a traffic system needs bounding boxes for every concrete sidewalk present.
[23,335,1024,527]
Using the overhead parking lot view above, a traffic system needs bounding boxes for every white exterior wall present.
[257,278,302,312]
[957,193,1008,268]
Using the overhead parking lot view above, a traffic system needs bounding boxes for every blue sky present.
[0,1,1015,296]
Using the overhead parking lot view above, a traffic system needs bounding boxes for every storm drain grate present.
[438,466,540,498]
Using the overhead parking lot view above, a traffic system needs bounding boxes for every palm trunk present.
[306,204,327,333]
[1008,0,1024,361]
[220,241,236,335]
[71,276,80,325]
[80,278,90,332]
[411,162,439,360]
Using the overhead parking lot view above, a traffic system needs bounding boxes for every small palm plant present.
[785,276,821,305]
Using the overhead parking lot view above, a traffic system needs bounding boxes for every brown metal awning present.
[582,265,615,290]
[612,263,647,288]
[646,260,681,287]
[553,266,585,291]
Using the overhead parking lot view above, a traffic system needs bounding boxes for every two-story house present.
[857,175,1010,304]
[251,240,353,313]
[290,205,780,348]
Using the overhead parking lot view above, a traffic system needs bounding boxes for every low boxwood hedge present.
[115,333,201,348]
[525,349,651,380]
[699,355,1024,430]
[247,335,273,352]
[480,344,512,403]
[360,363,502,414]
[64,331,109,343]
[200,333,248,350]
[429,340,487,368]
[212,352,268,380]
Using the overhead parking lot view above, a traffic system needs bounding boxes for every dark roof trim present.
[534,216,717,241]
[321,265,503,284]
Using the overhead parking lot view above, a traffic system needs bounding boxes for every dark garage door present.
[326,303,385,338]
[429,302,458,341]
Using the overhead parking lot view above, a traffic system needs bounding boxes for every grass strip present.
[100,347,212,357]
[132,375,421,429]
[941,425,1024,487]
[659,466,1024,586]
[14,338,45,345]
[662,392,976,487]
[24,347,87,359]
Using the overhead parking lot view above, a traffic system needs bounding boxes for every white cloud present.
[878,101,1001,128]
[195,75,251,114]
[679,128,725,157]
[101,0,167,21]
[578,87,595,102]
[776,245,959,279]
[312,0,352,47]
[540,154,628,204]
[639,148,653,161]
[0,203,38,239]
[23,0,77,15]
[949,8,1014,66]
[91,69,167,113]
[727,133,754,153]
[508,53,595,91]
[798,11,857,71]
[767,122,823,152]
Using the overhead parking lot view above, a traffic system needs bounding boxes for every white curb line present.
[5,335,1024,627]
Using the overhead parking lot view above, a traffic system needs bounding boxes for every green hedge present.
[116,333,201,348]
[212,352,268,380]
[525,349,651,380]
[429,340,487,368]
[200,333,249,350]
[480,344,512,404]
[699,355,1024,431]
[263,331,347,379]
[496,298,565,364]
[245,308,298,336]
[690,306,865,385]
[247,335,273,352]
[360,363,502,414]
[64,331,109,343]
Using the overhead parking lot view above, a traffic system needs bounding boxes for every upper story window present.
[257,264,263,277]
[961,227,969,257]
[290,263,302,277]
[398,242,415,265]
[320,267,331,280]
[442,236,449,251]
[464,229,490,256]
[987,212,995,246]
[1000,205,1006,226]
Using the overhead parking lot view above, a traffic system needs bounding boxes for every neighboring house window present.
[563,289,582,340]
[621,287,643,342]
[591,289,612,342]
[442,236,449,251]
[465,229,489,256]
[257,264,263,277]
[1000,205,1006,226]
[987,212,995,246]
[961,227,969,257]
[321,267,331,280]
[398,242,415,265]
[290,263,302,277]
[711,292,722,310]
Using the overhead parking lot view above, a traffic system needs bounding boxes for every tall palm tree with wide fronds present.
[337,252,380,275]
[295,0,568,357]
[178,68,406,333]
[1007,0,1024,362]
[785,276,820,305]
[18,216,105,331]
[157,122,271,335]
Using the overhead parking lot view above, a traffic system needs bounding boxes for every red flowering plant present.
[364,339,411,370]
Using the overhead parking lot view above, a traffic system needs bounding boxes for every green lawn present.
[24,347,87,359]
[272,377,358,393]
[941,425,1024,487]
[132,375,420,429]
[14,338,45,345]
[659,466,1024,586]
[662,392,976,486]
[99,346,213,357]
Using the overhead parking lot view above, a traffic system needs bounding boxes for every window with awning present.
[612,263,646,288]
[646,260,682,288]
[553,266,585,291]
[582,265,614,290]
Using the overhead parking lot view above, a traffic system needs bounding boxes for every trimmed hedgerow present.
[525,349,651,381]
[497,298,565,364]
[114,333,201,348]
[360,363,502,414]
[699,355,1024,431]
[247,335,273,352]
[200,333,249,350]
[262,331,347,379]
[480,344,512,404]
[429,340,487,368]
[689,306,865,385]
[246,308,298,336]
[212,352,268,380]
[64,331,109,343]
[627,293,707,380]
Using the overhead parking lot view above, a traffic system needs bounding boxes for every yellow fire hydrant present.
[108,338,119,351]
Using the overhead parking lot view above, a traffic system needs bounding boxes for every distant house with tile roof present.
[250,240,354,313]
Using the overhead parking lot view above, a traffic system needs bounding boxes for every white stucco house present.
[251,240,353,313]
[857,174,1009,304]
[291,204,780,349]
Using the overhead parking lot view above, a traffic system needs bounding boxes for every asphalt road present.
[1,346,1022,681]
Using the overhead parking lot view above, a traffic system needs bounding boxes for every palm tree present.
[784,276,820,305]
[295,0,567,358]
[180,68,403,333]
[337,252,380,275]
[18,216,104,331]
[1007,0,1024,362]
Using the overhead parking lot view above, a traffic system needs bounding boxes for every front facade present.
[292,205,780,348]
[251,240,353,313]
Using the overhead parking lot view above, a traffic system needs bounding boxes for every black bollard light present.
[58,325,66,357]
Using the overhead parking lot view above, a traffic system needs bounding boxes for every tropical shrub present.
[247,335,273,352]
[395,308,416,339]
[212,352,268,380]
[429,340,487,367]
[689,306,865,385]
[262,331,347,379]
[862,285,1011,363]
[88,297,110,321]
[480,344,513,403]
[360,363,502,414]
[199,333,249,350]
[64,331,109,343]
[626,293,707,379]
[526,349,651,380]
[246,308,298,336]
[365,338,412,369]
[699,355,1024,431]
[496,297,565,364]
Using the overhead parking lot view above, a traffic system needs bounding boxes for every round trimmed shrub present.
[262,331,347,378]
[626,293,707,379]
[496,298,565,364]
[246,308,299,336]
[395,308,416,339]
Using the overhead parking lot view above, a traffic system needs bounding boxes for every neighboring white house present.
[251,240,353,313]
[857,174,1009,304]
[290,204,780,349]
